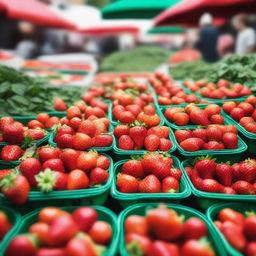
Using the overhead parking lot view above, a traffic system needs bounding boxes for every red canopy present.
[0,0,75,29]
[79,25,139,35]
[154,0,256,27]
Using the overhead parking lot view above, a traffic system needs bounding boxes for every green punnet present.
[35,168,57,193]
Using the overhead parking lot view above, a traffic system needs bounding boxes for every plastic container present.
[0,153,113,204]
[118,203,227,256]
[206,202,256,256]
[223,112,256,154]
[181,159,256,209]
[1,205,118,256]
[113,127,177,156]
[111,156,191,207]
[0,205,21,251]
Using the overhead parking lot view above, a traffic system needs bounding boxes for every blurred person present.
[195,13,219,62]
[233,14,256,54]
[0,16,18,49]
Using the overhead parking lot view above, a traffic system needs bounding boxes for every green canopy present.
[102,0,180,19]
[148,26,186,34]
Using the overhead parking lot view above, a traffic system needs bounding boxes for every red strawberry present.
[238,159,256,183]
[59,148,79,171]
[201,179,223,193]
[45,117,60,129]
[144,135,160,151]
[147,241,179,256]
[67,169,89,190]
[194,157,216,179]
[232,163,241,181]
[89,167,109,185]
[232,181,255,195]
[190,109,209,125]
[0,117,14,130]
[1,145,23,161]
[192,128,207,141]
[159,138,172,151]
[113,125,130,138]
[203,141,225,150]
[129,124,147,149]
[55,134,73,148]
[57,125,75,136]
[125,233,151,255]
[210,114,224,124]
[162,176,179,193]
[76,151,97,172]
[147,161,171,180]
[6,233,38,256]
[27,120,44,129]
[230,107,245,121]
[42,159,65,173]
[93,134,113,147]
[19,157,41,186]
[221,186,236,194]
[174,130,192,143]
[117,174,139,193]
[35,248,66,256]
[25,129,46,141]
[180,138,204,152]
[72,133,92,150]
[138,175,161,193]
[54,97,67,111]
[0,173,30,205]
[2,122,24,144]
[215,163,233,186]
[206,126,223,141]
[78,120,96,137]
[169,168,182,180]
[147,126,170,139]
[0,211,12,240]
[121,160,144,178]
[118,135,134,150]
[190,169,204,190]
[96,155,110,170]
[223,132,238,149]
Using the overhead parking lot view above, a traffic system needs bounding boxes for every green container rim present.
[1,205,118,256]
[181,159,256,201]
[109,102,165,126]
[159,104,228,129]
[0,205,21,250]
[206,202,256,256]
[223,112,256,140]
[111,155,191,201]
[118,203,227,256]
[113,127,177,155]
[0,153,113,201]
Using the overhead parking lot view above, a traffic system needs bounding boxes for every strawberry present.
[36,169,67,192]
[25,129,46,140]
[54,97,67,111]
[144,135,160,151]
[129,122,147,149]
[0,211,12,240]
[27,120,44,129]
[169,168,182,180]
[57,125,75,136]
[45,117,60,128]
[0,117,14,130]
[215,163,233,186]
[69,117,81,130]
[89,167,109,186]
[35,248,66,256]
[206,126,223,141]
[141,153,163,172]
[121,160,144,178]
[201,179,223,193]
[230,107,245,121]
[0,169,12,180]
[238,160,256,183]
[223,132,238,149]
[194,157,216,179]
[76,151,97,172]
[118,135,134,150]
[180,138,204,151]
[221,186,236,194]
[6,233,38,256]
[42,158,65,173]
[192,128,207,141]
[117,174,139,193]
[96,155,110,170]
[190,109,209,125]
[138,175,161,193]
[55,133,73,148]
[125,233,151,255]
[159,138,172,151]
[47,214,79,247]
[203,141,224,150]
[19,157,41,186]
[93,134,113,147]
[147,160,171,180]
[210,114,224,124]
[59,148,79,171]
[174,129,192,143]
[67,169,89,190]
[113,125,130,138]
[162,176,179,193]
[1,145,23,161]
[72,133,92,150]
[147,126,170,139]
[78,120,96,137]
[232,181,255,195]
[2,122,24,144]
[36,113,50,125]
[0,172,30,205]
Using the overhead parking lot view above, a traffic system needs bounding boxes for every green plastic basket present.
[206,202,256,256]
[1,205,118,256]
[0,153,113,204]
[223,112,256,154]
[181,159,256,209]
[159,104,229,130]
[118,203,227,256]
[0,205,21,251]
[113,127,177,155]
[111,156,191,207]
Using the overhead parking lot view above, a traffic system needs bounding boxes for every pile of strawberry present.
[0,147,111,204]
[124,205,216,256]
[184,79,251,99]
[26,113,61,130]
[164,103,224,126]
[116,153,182,193]
[175,125,239,152]
[53,105,113,150]
[114,123,172,151]
[0,210,13,241]
[185,157,256,194]
[149,72,205,105]
[5,207,112,256]
[223,96,256,133]
[214,208,256,255]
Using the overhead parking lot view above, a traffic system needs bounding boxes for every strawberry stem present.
[35,169,57,193]
[126,241,144,256]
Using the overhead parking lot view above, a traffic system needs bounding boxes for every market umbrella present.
[0,0,76,29]
[102,0,180,19]
[154,0,256,27]
[147,26,186,34]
